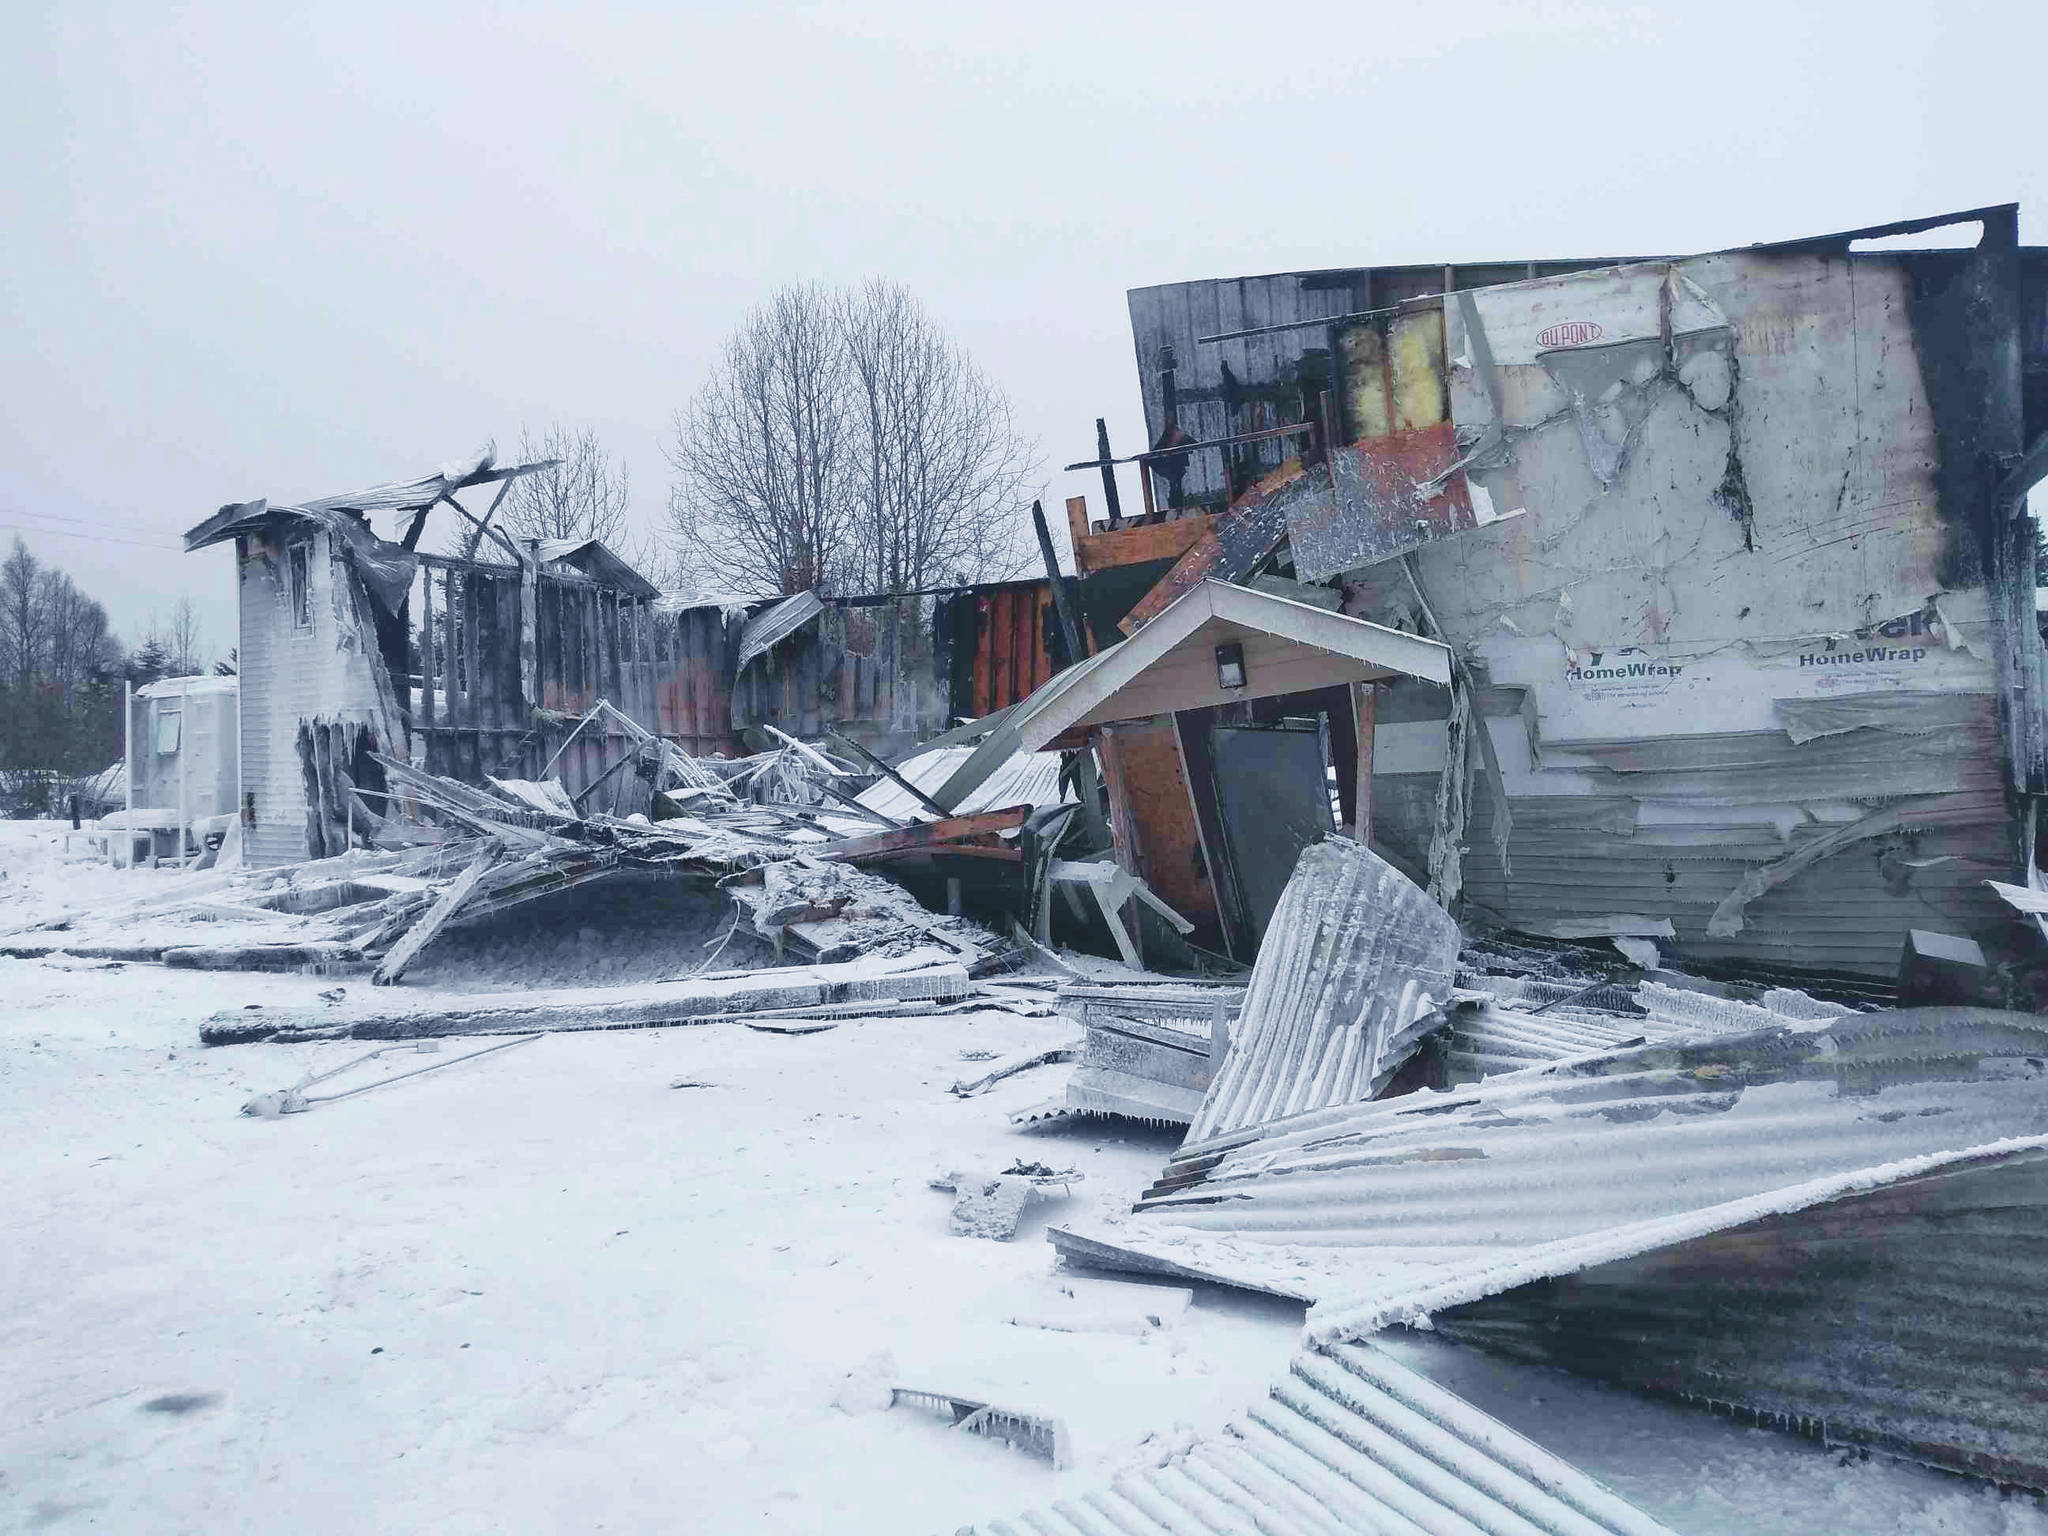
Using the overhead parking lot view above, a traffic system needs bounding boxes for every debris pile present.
[4,738,1022,996]
[955,836,2048,1529]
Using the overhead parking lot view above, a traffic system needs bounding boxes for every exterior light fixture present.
[1215,641,1246,691]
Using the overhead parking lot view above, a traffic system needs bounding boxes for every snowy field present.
[4,819,2046,1534]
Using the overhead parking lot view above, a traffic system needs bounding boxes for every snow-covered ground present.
[4,819,2045,1534]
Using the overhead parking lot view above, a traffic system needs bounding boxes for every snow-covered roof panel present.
[183,448,558,551]
[136,674,239,700]
[854,747,1070,822]
[1054,1007,2048,1307]
[532,537,660,600]
[736,591,824,673]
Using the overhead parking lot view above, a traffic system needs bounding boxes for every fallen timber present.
[203,960,973,1043]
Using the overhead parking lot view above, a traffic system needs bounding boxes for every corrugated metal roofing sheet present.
[1442,1003,1649,1082]
[1183,838,1460,1149]
[1032,984,1243,1127]
[960,1338,1675,1536]
[1051,1009,2048,1313]
[1420,1140,2048,1491]
[736,590,824,674]
[1441,974,1850,1083]
[854,748,1071,822]
[531,537,661,600]
[1368,692,2016,978]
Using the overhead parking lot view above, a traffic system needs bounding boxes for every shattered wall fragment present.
[1114,216,2048,978]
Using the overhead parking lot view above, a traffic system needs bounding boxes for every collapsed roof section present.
[1061,1006,2048,1295]
[531,537,660,601]
[1045,1003,2048,1488]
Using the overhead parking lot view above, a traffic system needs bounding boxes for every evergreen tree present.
[127,638,170,686]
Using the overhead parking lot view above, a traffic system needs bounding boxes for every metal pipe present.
[122,677,133,868]
[176,677,189,866]
[1063,421,1315,473]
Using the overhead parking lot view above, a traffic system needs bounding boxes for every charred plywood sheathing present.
[1181,838,1461,1150]
[958,1336,1675,1536]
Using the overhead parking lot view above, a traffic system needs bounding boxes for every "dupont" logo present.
[1537,320,1604,348]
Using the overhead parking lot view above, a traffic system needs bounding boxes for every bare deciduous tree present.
[167,597,203,676]
[665,281,1038,597]
[42,572,116,702]
[502,423,632,547]
[445,425,632,565]
[838,280,1037,593]
[666,284,849,596]
[0,539,44,686]
[0,539,118,698]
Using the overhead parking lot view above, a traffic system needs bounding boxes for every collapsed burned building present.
[185,205,2048,993]
[1016,203,2048,984]
[111,204,2048,1532]
[179,457,1079,869]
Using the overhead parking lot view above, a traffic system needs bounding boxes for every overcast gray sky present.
[4,1,2043,662]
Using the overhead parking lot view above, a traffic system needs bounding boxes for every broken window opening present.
[288,540,314,631]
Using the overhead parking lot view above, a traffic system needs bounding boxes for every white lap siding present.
[236,525,401,867]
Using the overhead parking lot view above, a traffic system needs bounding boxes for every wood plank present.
[1095,724,1145,966]
[1073,513,1218,575]
[372,839,502,985]
[1066,494,1090,552]
[420,566,437,728]
[462,571,481,732]
[1352,680,1377,845]
[580,587,597,713]
[970,595,992,716]
[519,547,538,721]
[604,593,621,708]
[991,589,1016,712]
[856,844,1023,865]
[478,575,503,732]
[442,570,462,729]
[1091,878,1142,966]
[818,805,1030,862]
